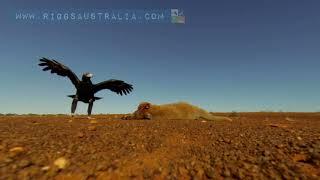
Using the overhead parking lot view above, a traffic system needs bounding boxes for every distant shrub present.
[229,111,239,117]
[5,113,17,116]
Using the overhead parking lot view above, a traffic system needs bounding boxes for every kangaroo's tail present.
[200,114,233,122]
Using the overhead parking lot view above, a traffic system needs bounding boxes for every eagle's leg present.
[71,96,78,117]
[87,99,95,119]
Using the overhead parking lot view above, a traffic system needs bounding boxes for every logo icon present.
[171,9,185,24]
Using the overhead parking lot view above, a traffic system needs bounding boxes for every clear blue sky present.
[1,0,320,114]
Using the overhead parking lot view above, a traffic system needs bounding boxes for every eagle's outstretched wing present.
[38,58,80,88]
[93,79,133,96]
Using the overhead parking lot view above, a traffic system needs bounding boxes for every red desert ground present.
[0,106,319,179]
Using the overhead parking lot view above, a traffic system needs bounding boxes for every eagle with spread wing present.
[38,57,133,118]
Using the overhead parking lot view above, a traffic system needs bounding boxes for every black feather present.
[38,58,80,88]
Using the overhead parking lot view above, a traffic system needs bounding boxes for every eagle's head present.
[82,72,93,81]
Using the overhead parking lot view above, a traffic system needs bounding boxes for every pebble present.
[88,126,97,131]
[41,166,50,171]
[298,142,307,148]
[90,120,98,124]
[269,124,287,128]
[224,139,231,144]
[234,169,245,179]
[31,120,37,124]
[205,168,215,178]
[195,168,204,178]
[77,132,84,138]
[276,144,284,148]
[9,147,25,157]
[54,157,69,169]
[191,161,196,167]
[18,159,31,168]
[222,168,231,177]
[178,166,188,176]
[297,136,302,140]
[9,147,24,153]
[263,150,271,156]
[310,151,320,160]
[4,158,13,163]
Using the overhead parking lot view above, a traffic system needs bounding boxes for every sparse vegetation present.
[229,111,239,117]
[27,113,38,116]
[5,113,17,116]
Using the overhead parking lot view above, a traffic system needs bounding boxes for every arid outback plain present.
[0,112,319,179]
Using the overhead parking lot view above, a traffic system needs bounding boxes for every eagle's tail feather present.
[68,95,76,98]
[67,95,102,100]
